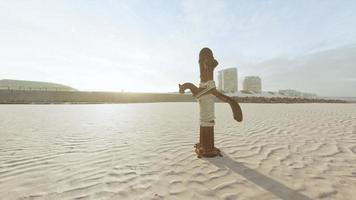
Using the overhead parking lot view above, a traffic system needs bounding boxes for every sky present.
[0,0,355,96]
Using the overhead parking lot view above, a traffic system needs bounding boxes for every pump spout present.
[179,83,202,96]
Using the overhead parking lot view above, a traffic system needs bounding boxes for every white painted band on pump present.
[197,81,215,127]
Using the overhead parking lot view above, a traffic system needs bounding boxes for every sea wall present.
[0,90,347,104]
[0,90,194,104]
[231,96,347,104]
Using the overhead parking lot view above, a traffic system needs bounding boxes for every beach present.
[0,103,355,200]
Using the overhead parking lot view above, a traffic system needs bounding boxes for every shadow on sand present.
[207,154,312,200]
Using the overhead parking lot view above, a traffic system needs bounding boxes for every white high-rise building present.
[218,68,238,93]
[243,76,262,93]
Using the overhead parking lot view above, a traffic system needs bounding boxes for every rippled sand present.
[0,103,355,200]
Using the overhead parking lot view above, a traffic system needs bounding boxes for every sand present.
[0,103,355,200]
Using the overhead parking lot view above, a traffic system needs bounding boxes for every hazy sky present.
[1,0,355,96]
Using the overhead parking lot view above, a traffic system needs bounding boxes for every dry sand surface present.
[0,103,355,200]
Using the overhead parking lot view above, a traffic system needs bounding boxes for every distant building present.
[278,89,301,97]
[301,92,317,98]
[0,79,77,91]
[217,68,238,93]
[243,76,262,93]
[279,89,317,98]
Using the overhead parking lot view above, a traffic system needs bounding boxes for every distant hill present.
[0,79,77,91]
